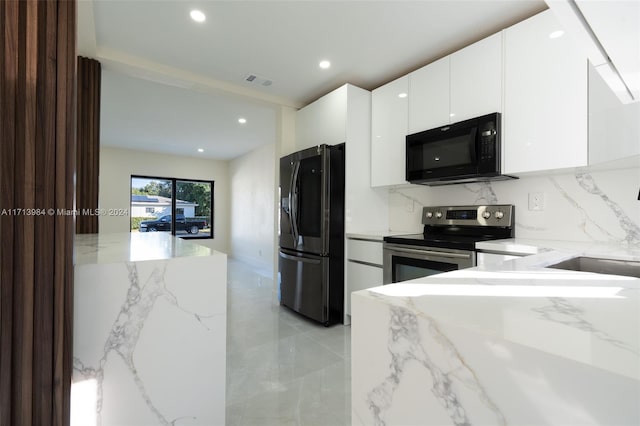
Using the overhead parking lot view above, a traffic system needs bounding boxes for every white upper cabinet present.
[408,34,503,135]
[450,32,503,122]
[408,57,450,133]
[295,86,348,151]
[371,76,409,187]
[503,10,588,174]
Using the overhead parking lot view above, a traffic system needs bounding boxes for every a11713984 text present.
[1,208,129,217]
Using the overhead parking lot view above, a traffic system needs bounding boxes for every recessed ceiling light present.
[398,93,408,98]
[197,148,204,153]
[549,30,564,39]
[238,118,247,124]
[319,60,331,69]
[190,10,206,23]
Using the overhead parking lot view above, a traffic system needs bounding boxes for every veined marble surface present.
[352,243,640,426]
[75,232,214,265]
[388,163,640,246]
[72,234,227,426]
[477,237,640,262]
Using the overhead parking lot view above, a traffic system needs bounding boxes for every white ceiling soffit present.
[545,0,639,103]
[100,69,277,160]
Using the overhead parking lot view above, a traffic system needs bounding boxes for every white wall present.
[99,146,230,253]
[229,143,276,275]
[388,162,640,246]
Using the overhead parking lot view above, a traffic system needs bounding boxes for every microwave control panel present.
[478,119,498,167]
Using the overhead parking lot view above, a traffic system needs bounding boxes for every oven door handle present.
[385,246,472,260]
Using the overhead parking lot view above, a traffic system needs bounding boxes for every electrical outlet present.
[528,192,545,211]
[405,199,415,213]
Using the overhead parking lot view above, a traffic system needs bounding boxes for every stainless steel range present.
[383,204,515,284]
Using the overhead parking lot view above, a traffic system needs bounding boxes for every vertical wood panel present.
[33,1,57,423]
[76,56,100,234]
[56,1,76,424]
[0,0,76,425]
[14,0,37,423]
[0,1,17,424]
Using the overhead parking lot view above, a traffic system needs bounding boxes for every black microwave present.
[406,112,516,186]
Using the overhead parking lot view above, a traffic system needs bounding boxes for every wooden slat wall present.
[0,0,76,425]
[76,56,100,234]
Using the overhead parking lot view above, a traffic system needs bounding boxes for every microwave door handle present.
[470,127,478,163]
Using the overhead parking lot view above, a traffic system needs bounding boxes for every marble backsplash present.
[388,164,640,246]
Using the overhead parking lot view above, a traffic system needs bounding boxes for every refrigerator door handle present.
[290,161,300,248]
[279,251,321,264]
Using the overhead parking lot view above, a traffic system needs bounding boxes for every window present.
[130,175,213,239]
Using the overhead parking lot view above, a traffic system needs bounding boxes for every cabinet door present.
[408,57,450,133]
[371,76,409,187]
[295,85,347,151]
[347,238,383,265]
[346,261,383,316]
[503,10,587,174]
[450,32,503,122]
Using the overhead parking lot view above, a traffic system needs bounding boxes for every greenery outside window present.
[130,175,213,239]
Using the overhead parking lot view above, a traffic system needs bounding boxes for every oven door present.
[383,243,475,284]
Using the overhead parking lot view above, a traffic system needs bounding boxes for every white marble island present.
[352,241,640,426]
[72,233,227,426]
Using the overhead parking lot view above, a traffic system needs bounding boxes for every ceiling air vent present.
[243,73,273,87]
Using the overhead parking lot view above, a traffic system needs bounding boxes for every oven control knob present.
[495,211,504,220]
[482,211,492,219]
[435,212,443,219]
[426,211,433,218]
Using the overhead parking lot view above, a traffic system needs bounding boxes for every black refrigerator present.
[279,143,345,326]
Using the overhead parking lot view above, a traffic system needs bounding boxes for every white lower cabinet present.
[503,10,588,174]
[345,237,384,324]
[346,261,383,316]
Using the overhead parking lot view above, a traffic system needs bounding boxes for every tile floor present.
[225,259,352,426]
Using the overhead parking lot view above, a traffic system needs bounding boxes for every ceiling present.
[80,0,547,160]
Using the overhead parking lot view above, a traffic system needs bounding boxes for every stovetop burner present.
[384,204,515,251]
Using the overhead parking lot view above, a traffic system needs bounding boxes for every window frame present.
[130,174,214,240]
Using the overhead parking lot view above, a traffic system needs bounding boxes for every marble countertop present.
[477,237,640,261]
[74,232,218,265]
[357,239,640,381]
